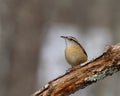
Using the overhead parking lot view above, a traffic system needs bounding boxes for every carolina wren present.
[61,36,88,67]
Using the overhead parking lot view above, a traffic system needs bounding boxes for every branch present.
[33,43,120,96]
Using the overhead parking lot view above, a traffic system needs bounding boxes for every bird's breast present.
[65,45,87,66]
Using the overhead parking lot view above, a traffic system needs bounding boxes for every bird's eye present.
[69,38,73,41]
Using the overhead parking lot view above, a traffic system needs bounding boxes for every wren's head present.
[61,36,79,46]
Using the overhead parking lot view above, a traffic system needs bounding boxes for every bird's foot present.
[66,65,81,73]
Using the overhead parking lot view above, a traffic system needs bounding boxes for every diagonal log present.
[33,43,120,96]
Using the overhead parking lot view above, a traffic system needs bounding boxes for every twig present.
[33,43,120,96]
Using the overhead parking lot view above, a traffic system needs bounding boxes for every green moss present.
[85,67,119,82]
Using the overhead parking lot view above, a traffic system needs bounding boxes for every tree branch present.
[33,43,120,96]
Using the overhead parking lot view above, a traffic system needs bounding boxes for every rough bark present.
[33,43,120,96]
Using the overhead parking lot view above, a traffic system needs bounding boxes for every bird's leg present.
[66,65,81,72]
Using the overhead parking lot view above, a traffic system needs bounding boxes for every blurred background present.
[0,0,120,96]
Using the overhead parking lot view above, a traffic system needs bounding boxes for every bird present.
[61,36,88,68]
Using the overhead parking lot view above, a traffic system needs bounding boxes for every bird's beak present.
[61,36,67,39]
